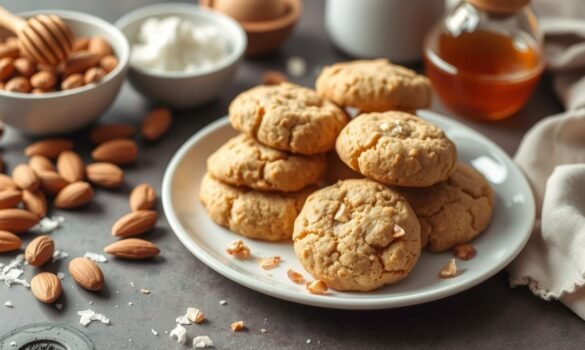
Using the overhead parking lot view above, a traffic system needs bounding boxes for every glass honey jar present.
[423,0,544,121]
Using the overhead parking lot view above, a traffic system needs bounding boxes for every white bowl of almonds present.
[0,10,129,136]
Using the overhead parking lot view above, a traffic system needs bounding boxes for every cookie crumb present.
[84,251,108,263]
[151,329,158,336]
[52,250,69,263]
[130,281,136,287]
[262,70,287,85]
[128,302,133,306]
[10,341,16,347]
[257,256,281,270]
[439,259,458,278]
[260,328,267,334]
[453,243,476,260]
[77,309,110,326]
[186,307,205,324]
[140,288,150,295]
[4,300,13,308]
[306,280,328,295]
[226,240,251,259]
[170,324,187,344]
[193,335,214,348]
[57,272,65,280]
[306,339,312,344]
[231,320,245,332]
[393,224,405,238]
[287,269,305,284]
[219,300,227,305]
[176,315,190,325]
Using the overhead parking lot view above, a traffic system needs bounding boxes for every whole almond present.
[59,51,101,77]
[5,76,31,93]
[38,170,68,195]
[112,210,158,237]
[13,57,35,77]
[61,73,84,90]
[25,235,54,266]
[31,272,62,303]
[88,37,113,56]
[25,138,74,159]
[89,124,135,144]
[84,67,106,84]
[0,57,14,81]
[54,181,93,209]
[0,230,21,252]
[73,37,90,52]
[22,190,47,218]
[141,107,172,142]
[69,257,104,291]
[0,189,22,209]
[0,174,17,191]
[12,164,40,191]
[29,155,55,173]
[92,139,138,165]
[57,150,85,182]
[99,55,118,73]
[30,70,57,89]
[104,238,160,259]
[0,208,39,233]
[0,44,18,59]
[129,183,156,211]
[86,162,124,189]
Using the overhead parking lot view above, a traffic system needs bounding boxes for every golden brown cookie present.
[335,111,457,187]
[293,179,421,292]
[316,59,432,112]
[207,134,326,192]
[200,173,314,241]
[396,164,494,252]
[228,83,349,155]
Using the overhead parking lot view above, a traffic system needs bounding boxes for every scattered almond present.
[54,181,94,209]
[306,280,328,295]
[0,208,40,233]
[22,190,47,218]
[257,256,281,270]
[111,210,158,237]
[262,70,287,85]
[0,189,22,209]
[104,238,160,259]
[25,139,74,159]
[439,258,458,279]
[12,164,40,191]
[69,257,105,291]
[92,139,138,165]
[453,243,476,260]
[31,272,62,303]
[0,174,17,190]
[226,239,250,259]
[89,124,136,144]
[25,235,54,266]
[231,321,245,332]
[29,155,55,173]
[287,269,305,284]
[86,162,124,189]
[129,183,156,211]
[57,150,85,182]
[141,107,172,142]
[37,170,68,195]
[0,230,22,252]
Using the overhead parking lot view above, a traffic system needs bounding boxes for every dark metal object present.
[0,323,93,350]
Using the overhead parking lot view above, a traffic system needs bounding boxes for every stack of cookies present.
[200,83,349,241]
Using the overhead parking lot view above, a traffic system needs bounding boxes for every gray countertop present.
[1,0,583,349]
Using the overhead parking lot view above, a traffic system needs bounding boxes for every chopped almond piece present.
[393,224,405,238]
[439,258,458,279]
[453,243,476,260]
[306,280,328,295]
[186,307,205,324]
[257,256,281,270]
[231,320,245,332]
[287,269,305,284]
[226,240,250,259]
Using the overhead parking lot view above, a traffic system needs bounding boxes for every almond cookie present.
[336,111,457,187]
[396,164,494,252]
[228,83,349,155]
[293,179,421,291]
[200,173,314,241]
[207,134,326,192]
[316,59,432,112]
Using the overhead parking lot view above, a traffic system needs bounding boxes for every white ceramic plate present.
[162,110,535,310]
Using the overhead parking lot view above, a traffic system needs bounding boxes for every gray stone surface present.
[1,0,583,349]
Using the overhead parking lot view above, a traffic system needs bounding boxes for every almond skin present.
[37,170,68,195]
[29,155,55,173]
[142,107,172,142]
[0,174,17,191]
[22,190,47,218]
[69,257,104,291]
[0,208,40,233]
[91,139,138,165]
[25,138,74,159]
[31,272,62,303]
[0,230,22,252]
[89,124,135,145]
[12,164,40,191]
[129,183,156,211]
[0,189,22,209]
[86,162,124,189]
[104,238,160,259]
[25,235,54,266]
[112,210,158,237]
[54,181,94,209]
[57,150,85,182]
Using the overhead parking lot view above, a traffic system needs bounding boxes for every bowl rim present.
[0,9,130,100]
[114,2,247,79]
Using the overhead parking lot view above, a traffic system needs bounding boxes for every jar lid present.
[467,0,530,14]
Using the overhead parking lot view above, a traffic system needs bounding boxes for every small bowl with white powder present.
[116,3,246,108]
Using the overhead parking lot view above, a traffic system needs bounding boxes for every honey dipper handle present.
[0,6,27,34]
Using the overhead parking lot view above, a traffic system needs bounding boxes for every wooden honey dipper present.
[0,6,74,65]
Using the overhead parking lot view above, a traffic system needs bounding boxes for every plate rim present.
[161,111,536,310]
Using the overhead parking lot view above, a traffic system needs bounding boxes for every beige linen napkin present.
[506,0,585,319]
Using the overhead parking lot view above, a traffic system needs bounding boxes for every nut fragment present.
[257,256,281,270]
[5,76,31,93]
[393,224,405,238]
[306,280,328,295]
[230,321,245,332]
[129,183,156,211]
[226,239,250,259]
[453,243,476,260]
[287,269,305,284]
[439,258,458,278]
[61,73,84,90]
[12,164,40,191]
[69,257,105,291]
[31,272,62,303]
[185,307,205,324]
[25,235,54,266]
